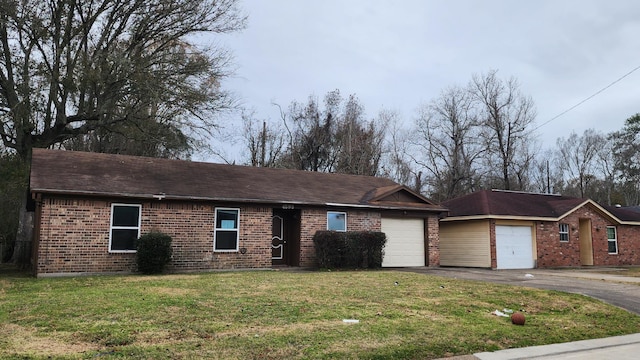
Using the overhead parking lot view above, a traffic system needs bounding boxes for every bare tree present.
[470,70,537,190]
[241,111,284,167]
[333,95,385,176]
[530,149,563,194]
[379,110,416,189]
[555,129,604,198]
[277,90,384,175]
[594,134,618,205]
[279,92,336,172]
[413,86,484,201]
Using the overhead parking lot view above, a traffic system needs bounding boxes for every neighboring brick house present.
[29,149,446,277]
[439,189,640,269]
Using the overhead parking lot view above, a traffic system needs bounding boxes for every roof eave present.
[441,214,558,222]
[31,189,445,212]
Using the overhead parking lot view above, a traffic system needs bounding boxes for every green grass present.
[1,269,638,359]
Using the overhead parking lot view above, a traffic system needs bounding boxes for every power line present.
[532,64,640,132]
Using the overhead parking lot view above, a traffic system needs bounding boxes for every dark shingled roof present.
[442,190,585,218]
[603,205,640,222]
[442,189,640,223]
[30,149,445,212]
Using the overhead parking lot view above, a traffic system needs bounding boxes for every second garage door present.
[495,225,534,269]
[381,218,425,267]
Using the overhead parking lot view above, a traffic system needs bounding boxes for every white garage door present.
[495,225,534,269]
[381,218,425,267]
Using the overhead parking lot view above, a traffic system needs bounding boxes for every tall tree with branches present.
[470,70,537,190]
[413,85,484,202]
[612,113,640,205]
[0,0,246,161]
[276,90,384,175]
[555,129,604,198]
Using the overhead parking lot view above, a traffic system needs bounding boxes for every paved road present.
[400,267,640,314]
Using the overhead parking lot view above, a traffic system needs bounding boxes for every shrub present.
[313,231,345,268]
[313,230,386,269]
[136,231,173,274]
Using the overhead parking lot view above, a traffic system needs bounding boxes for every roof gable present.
[362,185,438,209]
[30,149,445,212]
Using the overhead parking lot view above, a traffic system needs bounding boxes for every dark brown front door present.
[272,209,300,266]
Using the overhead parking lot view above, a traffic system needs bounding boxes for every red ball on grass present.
[511,312,526,325]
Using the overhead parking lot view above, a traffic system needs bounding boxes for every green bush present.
[136,231,173,274]
[313,230,386,269]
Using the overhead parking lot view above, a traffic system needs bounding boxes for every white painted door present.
[381,218,425,267]
[495,225,534,269]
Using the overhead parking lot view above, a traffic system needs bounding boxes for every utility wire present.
[532,64,640,132]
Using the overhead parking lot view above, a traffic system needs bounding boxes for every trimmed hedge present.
[313,230,386,269]
[136,231,173,274]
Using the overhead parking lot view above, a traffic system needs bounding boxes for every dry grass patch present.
[0,323,98,357]
[147,287,198,297]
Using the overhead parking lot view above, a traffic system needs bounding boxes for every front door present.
[271,214,286,265]
[579,218,594,266]
[272,209,300,266]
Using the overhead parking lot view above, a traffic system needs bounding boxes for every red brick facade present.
[35,196,431,276]
[536,204,640,267]
[298,209,382,267]
[425,216,440,267]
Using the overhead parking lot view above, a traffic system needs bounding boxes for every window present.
[559,223,569,242]
[215,208,240,251]
[327,211,347,232]
[109,204,141,252]
[607,226,618,254]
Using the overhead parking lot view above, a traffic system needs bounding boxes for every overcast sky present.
[208,0,640,162]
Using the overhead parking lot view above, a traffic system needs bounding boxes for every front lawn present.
[1,270,638,359]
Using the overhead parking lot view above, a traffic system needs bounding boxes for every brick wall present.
[611,225,640,265]
[425,215,440,267]
[536,204,640,267]
[298,209,382,267]
[489,220,497,269]
[536,220,581,267]
[36,196,390,275]
[36,197,273,275]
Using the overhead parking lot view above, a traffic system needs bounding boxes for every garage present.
[381,218,425,267]
[495,225,535,269]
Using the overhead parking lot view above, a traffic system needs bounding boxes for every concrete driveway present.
[400,267,640,314]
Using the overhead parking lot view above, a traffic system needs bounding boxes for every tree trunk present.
[10,148,33,268]
[11,194,33,269]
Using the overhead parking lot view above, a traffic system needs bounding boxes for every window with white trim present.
[109,204,141,252]
[327,211,347,232]
[214,208,240,251]
[607,226,618,254]
[559,223,569,242]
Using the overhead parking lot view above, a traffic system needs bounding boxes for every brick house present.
[439,189,640,269]
[29,149,445,277]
